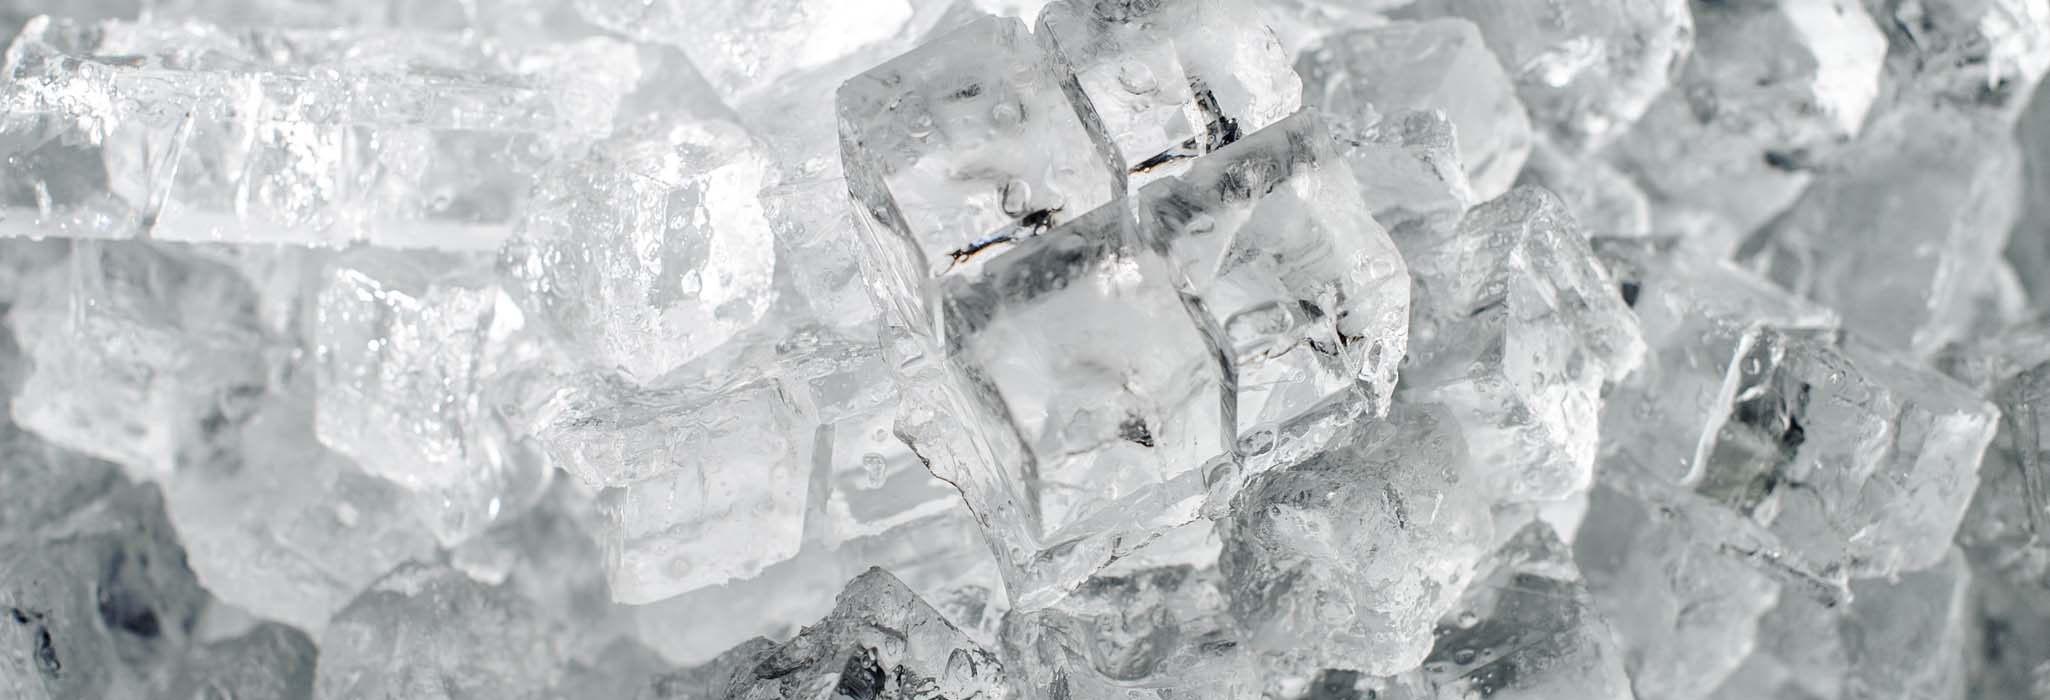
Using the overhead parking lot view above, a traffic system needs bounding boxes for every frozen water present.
[1870,0,2050,120]
[1137,110,1409,459]
[914,200,1234,608]
[574,0,915,104]
[1399,186,1644,502]
[1001,565,1261,699]
[1219,402,1496,678]
[314,562,571,699]
[161,622,317,700]
[0,17,636,248]
[1398,0,1693,152]
[1609,0,1887,232]
[837,15,1125,313]
[1335,108,1475,241]
[1037,0,1301,182]
[1516,138,1649,238]
[1296,19,1533,200]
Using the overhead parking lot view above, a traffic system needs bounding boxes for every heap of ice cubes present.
[1,0,2048,697]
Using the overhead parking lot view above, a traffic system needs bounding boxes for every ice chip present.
[313,562,571,699]
[1000,565,1261,699]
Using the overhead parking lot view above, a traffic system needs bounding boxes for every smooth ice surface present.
[916,201,1234,608]
[1037,0,1301,182]
[0,17,637,248]
[1400,186,1645,502]
[1138,110,1409,460]
[1220,402,1495,677]
[1296,19,1533,200]
[1609,0,1887,232]
[837,15,1124,306]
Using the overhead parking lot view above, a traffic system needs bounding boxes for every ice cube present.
[574,0,915,103]
[2012,76,2050,302]
[1608,0,1887,232]
[314,562,571,699]
[1953,326,2050,590]
[912,201,1234,608]
[1401,523,1633,700]
[1295,19,1533,200]
[1692,328,1996,580]
[313,249,551,544]
[1397,0,1693,151]
[499,118,777,385]
[160,622,317,700]
[637,638,777,699]
[1218,402,1496,677]
[1036,0,1302,182]
[1001,565,1262,699]
[1137,110,1409,457]
[1400,187,1645,503]
[0,17,637,248]
[165,392,437,634]
[1593,238,1839,488]
[1871,0,2050,120]
[713,567,1013,698]
[7,241,266,481]
[836,15,1126,310]
[1574,484,1780,700]
[1515,138,1649,238]
[1335,108,1476,240]
[1735,105,2023,357]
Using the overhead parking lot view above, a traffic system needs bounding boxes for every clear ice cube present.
[1871,0,2050,120]
[1036,0,1302,183]
[574,0,916,103]
[313,562,571,699]
[0,17,637,248]
[1335,108,1476,241]
[836,15,1126,309]
[1137,110,1410,459]
[1218,402,1496,677]
[1296,19,1533,200]
[1001,565,1262,699]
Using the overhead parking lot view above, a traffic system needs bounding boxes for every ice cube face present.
[1000,565,1262,699]
[574,0,915,103]
[1608,0,1887,231]
[1295,19,1534,200]
[1400,187,1645,502]
[920,201,1233,608]
[314,562,571,699]
[1036,0,1302,183]
[1339,108,1475,240]
[1137,111,1409,456]
[1219,403,1496,677]
[1594,238,1840,487]
[1694,328,1996,579]
[0,17,637,248]
[500,119,777,385]
[7,241,266,480]
[837,16,1125,297]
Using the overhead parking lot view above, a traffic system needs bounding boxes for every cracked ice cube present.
[913,201,1234,608]
[1219,402,1496,677]
[1608,0,1887,232]
[1337,108,1476,241]
[1736,104,2023,357]
[7,241,266,481]
[1000,565,1262,699]
[1871,0,2050,120]
[1693,328,1996,579]
[314,562,571,699]
[1593,238,1840,488]
[313,249,550,544]
[1399,187,1645,502]
[0,17,637,248]
[574,0,916,103]
[1952,326,2050,590]
[1397,0,1694,151]
[1137,110,1410,460]
[1402,522,1633,700]
[836,15,1126,307]
[499,118,777,385]
[1295,19,1534,200]
[161,622,316,700]
[1036,0,1302,182]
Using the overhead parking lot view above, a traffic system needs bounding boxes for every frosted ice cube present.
[1400,187,1645,502]
[1218,402,1496,677]
[1608,0,1887,232]
[836,15,1125,307]
[1398,0,1693,151]
[574,0,914,103]
[1295,19,1533,199]
[499,118,776,385]
[1871,0,2050,120]
[1516,138,1649,238]
[1037,0,1301,182]
[1137,110,1409,460]
[0,17,637,248]
[1693,328,1996,579]
[161,622,316,700]
[314,562,570,699]
[7,241,266,481]
[313,249,550,545]
[1001,565,1261,699]
[1336,108,1475,241]
[1736,105,2022,357]
[912,201,1234,608]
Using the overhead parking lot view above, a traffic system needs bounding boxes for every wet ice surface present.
[1,0,2048,697]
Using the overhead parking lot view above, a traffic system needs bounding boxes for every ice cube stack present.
[0,0,2046,697]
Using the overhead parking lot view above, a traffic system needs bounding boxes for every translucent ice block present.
[314,562,571,698]
[1001,565,1261,699]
